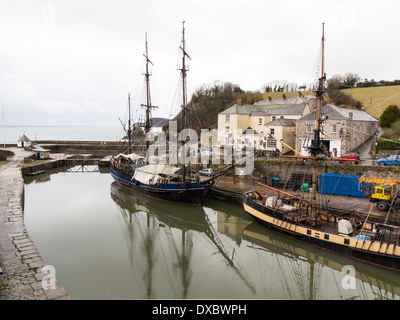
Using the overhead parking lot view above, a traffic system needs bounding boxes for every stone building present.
[295,104,379,156]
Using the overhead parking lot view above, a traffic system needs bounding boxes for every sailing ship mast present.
[309,23,326,226]
[179,21,191,132]
[128,93,132,154]
[141,33,157,152]
[178,21,192,182]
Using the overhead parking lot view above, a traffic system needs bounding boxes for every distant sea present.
[0,125,125,144]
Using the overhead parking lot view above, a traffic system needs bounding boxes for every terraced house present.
[217,94,378,156]
[217,94,316,154]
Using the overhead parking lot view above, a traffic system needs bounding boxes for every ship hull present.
[243,192,400,272]
[110,166,214,205]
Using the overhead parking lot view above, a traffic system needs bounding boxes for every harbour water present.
[24,168,400,300]
[1,125,123,144]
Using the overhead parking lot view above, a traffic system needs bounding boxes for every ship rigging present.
[242,23,400,272]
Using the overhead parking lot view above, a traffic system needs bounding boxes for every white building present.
[17,134,32,148]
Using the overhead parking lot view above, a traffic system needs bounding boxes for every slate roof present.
[254,94,316,106]
[221,103,307,116]
[220,104,255,115]
[297,104,378,122]
[266,104,307,115]
[265,119,296,126]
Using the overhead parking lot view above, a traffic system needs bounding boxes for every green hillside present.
[262,86,400,120]
[341,85,400,119]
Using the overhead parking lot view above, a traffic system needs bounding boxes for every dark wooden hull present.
[243,192,400,272]
[110,166,214,205]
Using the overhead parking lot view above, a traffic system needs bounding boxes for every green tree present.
[379,104,400,128]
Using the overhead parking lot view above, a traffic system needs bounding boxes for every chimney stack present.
[237,96,243,105]
[349,112,353,120]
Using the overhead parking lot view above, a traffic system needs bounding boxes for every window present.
[331,124,337,133]
[270,128,275,135]
[225,115,230,122]
[225,126,230,133]
[306,125,312,133]
[272,116,276,121]
[267,138,276,148]
[280,116,284,119]
[258,118,262,125]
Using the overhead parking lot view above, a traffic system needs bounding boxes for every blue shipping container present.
[319,173,367,198]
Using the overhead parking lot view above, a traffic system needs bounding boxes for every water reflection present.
[110,182,256,299]
[110,182,400,300]
[23,170,400,299]
[243,222,400,300]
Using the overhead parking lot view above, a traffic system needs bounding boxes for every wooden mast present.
[141,33,157,152]
[128,93,132,154]
[178,21,191,182]
[179,21,191,131]
[310,23,326,226]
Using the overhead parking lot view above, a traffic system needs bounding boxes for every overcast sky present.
[1,0,399,126]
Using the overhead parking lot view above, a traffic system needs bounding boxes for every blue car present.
[377,154,400,166]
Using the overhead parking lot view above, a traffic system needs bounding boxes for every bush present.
[377,138,400,150]
[379,104,400,128]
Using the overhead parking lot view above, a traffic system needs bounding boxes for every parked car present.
[198,168,215,176]
[233,150,252,158]
[334,153,360,164]
[377,154,400,166]
[200,149,212,157]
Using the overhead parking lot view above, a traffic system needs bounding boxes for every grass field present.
[262,86,400,120]
[341,85,400,119]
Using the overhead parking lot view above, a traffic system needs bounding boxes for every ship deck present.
[250,196,397,245]
[214,175,385,218]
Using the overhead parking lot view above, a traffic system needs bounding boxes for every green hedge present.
[377,138,400,150]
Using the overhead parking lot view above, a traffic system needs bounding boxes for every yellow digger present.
[359,176,400,212]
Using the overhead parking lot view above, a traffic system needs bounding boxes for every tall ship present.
[242,24,400,272]
[110,22,215,205]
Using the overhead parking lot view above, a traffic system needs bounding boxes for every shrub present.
[379,104,400,128]
[377,138,400,150]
